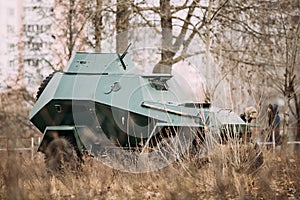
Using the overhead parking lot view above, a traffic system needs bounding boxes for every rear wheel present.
[36,72,55,101]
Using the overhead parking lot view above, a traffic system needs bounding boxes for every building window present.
[23,24,49,34]
[32,42,42,50]
[24,59,40,67]
[8,43,15,51]
[7,25,15,34]
[8,8,15,16]
[9,60,15,68]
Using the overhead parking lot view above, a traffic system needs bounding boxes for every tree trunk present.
[296,118,300,146]
[94,0,103,52]
[116,0,129,53]
[294,95,300,150]
[67,0,75,59]
[281,95,290,151]
[152,0,173,74]
[205,0,213,101]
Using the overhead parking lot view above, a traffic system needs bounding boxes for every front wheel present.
[44,138,80,175]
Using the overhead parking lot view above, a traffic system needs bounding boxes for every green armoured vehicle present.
[30,49,253,172]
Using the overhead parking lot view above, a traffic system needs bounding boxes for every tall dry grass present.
[1,90,299,199]
[1,143,300,200]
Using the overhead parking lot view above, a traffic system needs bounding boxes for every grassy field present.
[1,90,299,199]
[1,144,300,200]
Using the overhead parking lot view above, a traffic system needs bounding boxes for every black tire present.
[44,138,80,175]
[36,72,55,101]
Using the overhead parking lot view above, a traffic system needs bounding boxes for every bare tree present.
[285,19,300,148]
[132,0,229,75]
[52,0,90,69]
[211,0,300,148]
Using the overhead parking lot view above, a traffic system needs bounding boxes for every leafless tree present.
[52,0,91,69]
[286,19,300,147]
[210,0,300,148]
[131,0,228,75]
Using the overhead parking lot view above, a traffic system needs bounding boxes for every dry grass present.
[1,145,300,200]
[1,90,299,199]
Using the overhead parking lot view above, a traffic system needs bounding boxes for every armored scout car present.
[30,49,250,172]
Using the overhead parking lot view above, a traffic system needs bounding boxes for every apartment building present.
[0,0,21,91]
[22,0,54,93]
[0,0,54,93]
